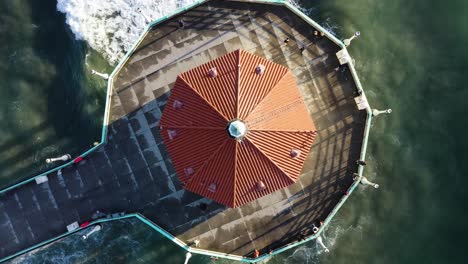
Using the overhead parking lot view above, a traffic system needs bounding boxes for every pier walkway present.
[0,1,367,260]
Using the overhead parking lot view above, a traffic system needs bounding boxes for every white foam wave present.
[57,0,198,64]
[57,0,302,64]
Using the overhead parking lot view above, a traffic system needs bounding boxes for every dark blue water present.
[3,0,468,263]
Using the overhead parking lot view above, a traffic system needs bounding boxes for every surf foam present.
[57,0,303,64]
[57,0,198,64]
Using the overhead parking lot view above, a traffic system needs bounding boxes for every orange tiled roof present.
[160,50,317,208]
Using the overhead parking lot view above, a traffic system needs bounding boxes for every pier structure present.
[0,0,377,262]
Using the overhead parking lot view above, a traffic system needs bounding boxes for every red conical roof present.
[160,50,317,208]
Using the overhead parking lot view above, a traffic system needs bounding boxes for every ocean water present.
[0,0,111,187]
[2,0,468,263]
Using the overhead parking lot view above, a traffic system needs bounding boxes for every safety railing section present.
[241,0,285,4]
[253,1,374,262]
[0,214,130,264]
[0,213,251,264]
[0,0,209,196]
[102,0,209,130]
[0,0,374,263]
[0,143,104,195]
[283,2,346,49]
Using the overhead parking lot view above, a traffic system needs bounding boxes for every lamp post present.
[82,224,102,240]
[372,108,392,117]
[46,154,71,163]
[91,69,109,80]
[361,177,379,189]
[184,252,192,264]
[343,31,360,47]
[316,236,329,253]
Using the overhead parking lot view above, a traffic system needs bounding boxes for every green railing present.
[0,213,254,263]
[284,1,346,48]
[0,143,104,195]
[0,0,374,263]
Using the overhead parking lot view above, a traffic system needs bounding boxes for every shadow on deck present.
[0,0,366,259]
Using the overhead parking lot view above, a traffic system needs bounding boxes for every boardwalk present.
[0,1,367,260]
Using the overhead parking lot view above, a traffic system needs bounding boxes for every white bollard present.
[91,69,109,80]
[82,224,102,240]
[361,177,379,189]
[372,108,392,117]
[46,154,71,164]
[184,252,192,264]
[343,31,360,47]
[316,236,329,253]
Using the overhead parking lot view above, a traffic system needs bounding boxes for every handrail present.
[0,0,374,263]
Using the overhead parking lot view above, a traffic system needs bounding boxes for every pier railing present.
[0,0,374,263]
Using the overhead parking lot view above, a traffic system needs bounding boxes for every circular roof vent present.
[227,120,247,139]
[256,181,266,191]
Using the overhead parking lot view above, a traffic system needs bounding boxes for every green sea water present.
[0,0,110,187]
[3,0,468,263]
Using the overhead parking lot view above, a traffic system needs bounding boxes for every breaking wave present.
[56,0,304,64]
[56,0,198,64]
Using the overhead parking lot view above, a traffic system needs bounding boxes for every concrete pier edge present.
[0,1,374,262]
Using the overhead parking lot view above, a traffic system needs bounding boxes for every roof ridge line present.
[233,139,238,208]
[235,49,241,119]
[243,137,296,183]
[243,71,289,121]
[160,125,225,130]
[248,128,317,133]
[179,75,230,122]
[185,137,230,186]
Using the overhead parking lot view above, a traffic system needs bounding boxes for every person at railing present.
[253,249,260,258]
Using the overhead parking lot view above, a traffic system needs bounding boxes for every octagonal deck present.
[108,1,366,255]
[0,0,367,260]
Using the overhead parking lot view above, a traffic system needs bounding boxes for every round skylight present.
[227,120,247,139]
